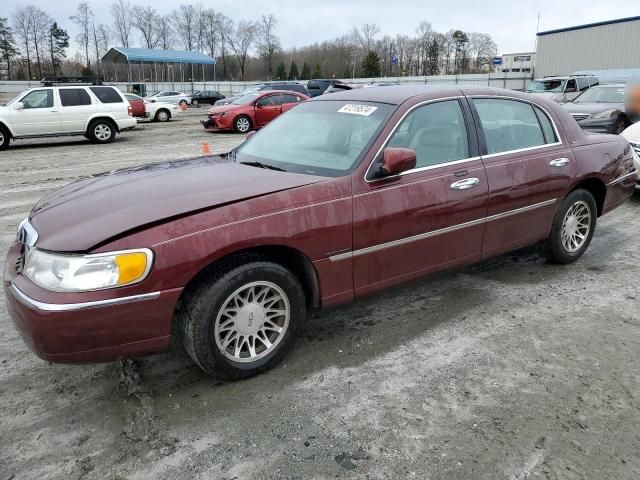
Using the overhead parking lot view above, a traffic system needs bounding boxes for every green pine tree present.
[275,61,286,80]
[313,63,323,78]
[301,62,311,80]
[48,22,69,77]
[288,60,299,80]
[362,51,381,77]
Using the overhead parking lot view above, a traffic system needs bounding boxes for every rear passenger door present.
[352,98,488,296]
[59,88,94,132]
[470,96,576,258]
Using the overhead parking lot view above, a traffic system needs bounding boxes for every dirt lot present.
[1,110,639,480]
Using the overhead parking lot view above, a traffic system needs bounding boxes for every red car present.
[201,89,309,133]
[124,93,146,118]
[4,86,636,380]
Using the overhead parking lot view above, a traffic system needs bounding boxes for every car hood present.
[562,102,623,114]
[29,157,328,252]
[207,103,245,114]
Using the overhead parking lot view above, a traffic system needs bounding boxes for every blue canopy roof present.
[102,47,216,65]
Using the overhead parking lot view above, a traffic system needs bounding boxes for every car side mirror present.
[13,102,24,110]
[379,147,416,176]
[255,102,263,108]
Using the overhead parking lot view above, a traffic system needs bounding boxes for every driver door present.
[10,88,61,136]
[351,98,488,296]
[254,94,282,127]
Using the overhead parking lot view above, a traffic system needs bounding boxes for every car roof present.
[308,85,553,106]
[257,89,308,96]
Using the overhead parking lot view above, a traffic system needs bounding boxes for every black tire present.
[545,189,597,264]
[614,116,629,135]
[179,99,188,106]
[191,99,199,107]
[87,119,116,144]
[179,256,306,379]
[234,115,252,133]
[0,124,10,150]
[154,109,171,122]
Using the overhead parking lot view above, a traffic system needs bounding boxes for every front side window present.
[386,100,469,169]
[564,79,577,93]
[20,89,53,109]
[235,100,393,177]
[474,98,547,154]
[59,88,92,107]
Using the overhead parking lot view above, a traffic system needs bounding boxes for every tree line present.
[0,2,498,82]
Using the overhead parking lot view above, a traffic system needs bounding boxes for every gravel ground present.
[1,110,639,480]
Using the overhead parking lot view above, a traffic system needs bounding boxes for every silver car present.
[144,91,192,106]
[525,75,599,103]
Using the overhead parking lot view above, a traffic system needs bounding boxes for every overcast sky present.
[4,0,639,54]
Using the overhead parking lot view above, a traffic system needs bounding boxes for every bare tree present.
[13,7,33,79]
[111,0,132,48]
[228,20,258,80]
[69,2,93,69]
[27,7,51,78]
[257,14,280,79]
[216,14,234,80]
[173,4,198,51]
[353,23,380,52]
[200,9,219,59]
[132,6,158,48]
[156,15,173,50]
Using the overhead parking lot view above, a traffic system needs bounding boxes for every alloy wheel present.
[561,201,591,253]
[94,124,112,141]
[157,111,169,121]
[214,281,290,363]
[192,99,199,107]
[236,117,250,133]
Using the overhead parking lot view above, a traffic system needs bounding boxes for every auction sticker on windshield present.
[337,104,378,116]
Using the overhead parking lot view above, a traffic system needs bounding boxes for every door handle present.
[549,157,570,167]
[50,109,58,112]
[450,178,480,190]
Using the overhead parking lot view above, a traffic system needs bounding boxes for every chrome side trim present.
[480,141,563,160]
[329,198,557,262]
[9,284,161,312]
[607,170,638,186]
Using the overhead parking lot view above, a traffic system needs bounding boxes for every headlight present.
[590,110,617,119]
[23,248,153,292]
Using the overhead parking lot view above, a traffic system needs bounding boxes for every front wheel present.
[87,120,116,144]
[234,115,252,133]
[179,258,306,379]
[0,125,10,150]
[545,189,597,264]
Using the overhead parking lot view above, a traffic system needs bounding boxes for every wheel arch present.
[86,115,120,133]
[567,176,606,217]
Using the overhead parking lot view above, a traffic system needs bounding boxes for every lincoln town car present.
[3,86,636,379]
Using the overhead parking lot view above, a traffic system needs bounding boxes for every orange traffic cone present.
[201,143,210,155]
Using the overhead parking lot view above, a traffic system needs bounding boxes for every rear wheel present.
[234,115,252,133]
[0,125,10,149]
[191,99,199,107]
[179,99,188,107]
[154,109,170,122]
[545,189,597,264]
[179,257,305,379]
[87,119,116,144]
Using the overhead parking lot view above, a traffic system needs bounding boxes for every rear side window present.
[90,86,123,104]
[387,99,469,168]
[474,98,546,154]
[59,89,91,106]
[281,94,301,104]
[307,80,319,89]
[534,106,558,144]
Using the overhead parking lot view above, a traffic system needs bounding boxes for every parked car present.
[307,79,346,97]
[202,90,309,133]
[145,100,182,122]
[323,83,365,94]
[525,75,598,103]
[215,82,310,106]
[191,90,225,107]
[144,91,192,106]
[124,93,146,118]
[0,84,136,149]
[562,84,630,134]
[4,86,636,380]
[620,122,640,188]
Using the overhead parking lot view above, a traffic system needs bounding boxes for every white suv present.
[0,85,137,149]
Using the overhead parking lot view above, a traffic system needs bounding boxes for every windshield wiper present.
[240,161,287,172]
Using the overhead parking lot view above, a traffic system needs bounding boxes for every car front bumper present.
[3,243,181,364]
[201,115,233,131]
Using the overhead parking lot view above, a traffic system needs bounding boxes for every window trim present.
[364,96,479,183]
[469,95,563,159]
[19,89,54,109]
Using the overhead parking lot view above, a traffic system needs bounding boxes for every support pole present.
[127,60,132,91]
[202,64,206,90]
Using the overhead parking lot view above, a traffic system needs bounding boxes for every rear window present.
[59,88,92,107]
[90,86,124,104]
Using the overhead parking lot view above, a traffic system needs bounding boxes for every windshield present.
[148,91,160,97]
[573,86,625,103]
[236,86,260,97]
[526,80,565,93]
[235,100,394,177]
[232,93,262,105]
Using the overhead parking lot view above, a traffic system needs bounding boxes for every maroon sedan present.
[3,86,636,379]
[201,90,309,133]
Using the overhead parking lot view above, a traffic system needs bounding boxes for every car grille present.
[570,113,589,122]
[630,142,640,156]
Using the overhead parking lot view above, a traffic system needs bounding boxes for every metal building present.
[536,16,640,78]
